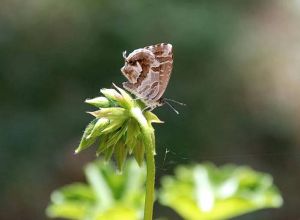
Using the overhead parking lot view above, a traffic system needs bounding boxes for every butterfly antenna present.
[164,98,186,106]
[164,100,179,114]
[122,51,127,59]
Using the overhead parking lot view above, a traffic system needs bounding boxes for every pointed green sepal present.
[87,118,110,139]
[126,133,138,154]
[114,138,128,171]
[100,88,127,108]
[133,137,145,167]
[126,119,141,138]
[75,119,98,154]
[96,135,108,157]
[104,145,115,162]
[85,97,110,108]
[144,111,164,124]
[87,108,128,119]
[101,118,126,134]
[113,83,134,109]
[105,124,127,149]
[125,119,141,153]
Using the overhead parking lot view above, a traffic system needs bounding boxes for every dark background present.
[1,1,300,219]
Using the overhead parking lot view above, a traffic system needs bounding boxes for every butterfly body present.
[121,43,173,109]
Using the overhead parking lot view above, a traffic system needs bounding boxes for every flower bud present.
[77,85,163,171]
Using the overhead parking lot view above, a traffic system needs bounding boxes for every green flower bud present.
[85,97,110,108]
[76,85,163,171]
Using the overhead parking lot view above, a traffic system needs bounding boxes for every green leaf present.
[46,183,95,219]
[50,183,95,203]
[75,119,98,154]
[85,162,114,208]
[46,202,88,219]
[122,160,146,202]
[95,205,138,220]
[47,159,146,220]
[159,163,283,220]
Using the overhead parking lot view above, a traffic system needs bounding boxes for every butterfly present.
[121,43,174,111]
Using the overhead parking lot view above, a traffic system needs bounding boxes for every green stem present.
[143,129,155,220]
[131,107,155,220]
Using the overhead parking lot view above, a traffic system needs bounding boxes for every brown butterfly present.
[121,43,175,111]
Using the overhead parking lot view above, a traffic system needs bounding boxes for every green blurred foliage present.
[159,163,282,220]
[47,159,146,220]
[47,160,282,220]
[1,0,300,219]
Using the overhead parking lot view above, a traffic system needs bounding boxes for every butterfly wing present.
[122,43,173,108]
[144,43,173,101]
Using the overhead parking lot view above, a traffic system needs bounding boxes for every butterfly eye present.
[128,60,136,65]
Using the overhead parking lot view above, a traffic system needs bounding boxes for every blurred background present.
[1,0,300,219]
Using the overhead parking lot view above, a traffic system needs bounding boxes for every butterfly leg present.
[142,106,156,112]
[142,106,150,112]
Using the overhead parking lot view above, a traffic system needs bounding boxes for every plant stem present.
[143,129,155,220]
[131,107,156,220]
